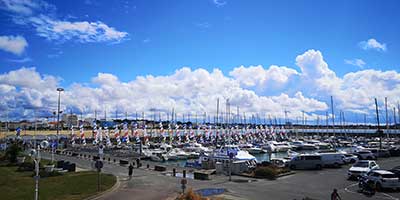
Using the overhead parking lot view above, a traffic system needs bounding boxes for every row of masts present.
[3,96,400,131]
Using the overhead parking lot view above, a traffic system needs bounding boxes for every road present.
[42,152,400,200]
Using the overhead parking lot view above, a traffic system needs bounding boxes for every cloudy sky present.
[0,0,399,124]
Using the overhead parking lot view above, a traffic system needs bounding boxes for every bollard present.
[147,164,149,169]
[173,168,176,177]
[183,170,186,178]
[108,157,110,162]
[113,159,116,163]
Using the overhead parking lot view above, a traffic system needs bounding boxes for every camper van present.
[318,152,345,167]
[288,154,323,170]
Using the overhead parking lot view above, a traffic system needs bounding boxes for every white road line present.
[344,183,399,200]
[381,192,399,200]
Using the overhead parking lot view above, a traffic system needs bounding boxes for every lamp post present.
[56,88,64,141]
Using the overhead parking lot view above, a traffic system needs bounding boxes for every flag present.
[80,124,86,146]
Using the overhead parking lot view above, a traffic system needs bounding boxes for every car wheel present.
[350,159,356,163]
[367,156,372,160]
[316,164,322,170]
[290,165,296,170]
[333,163,340,168]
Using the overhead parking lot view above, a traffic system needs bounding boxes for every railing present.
[288,128,400,134]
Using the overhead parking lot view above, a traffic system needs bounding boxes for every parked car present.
[389,166,400,178]
[318,152,345,167]
[354,150,376,160]
[388,147,400,157]
[288,154,323,170]
[343,153,358,164]
[347,160,379,180]
[368,148,391,158]
[362,170,400,191]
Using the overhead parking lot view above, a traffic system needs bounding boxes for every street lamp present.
[56,88,64,140]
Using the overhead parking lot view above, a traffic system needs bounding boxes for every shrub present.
[17,161,35,171]
[254,166,278,180]
[5,143,23,163]
[176,188,208,200]
[38,170,62,178]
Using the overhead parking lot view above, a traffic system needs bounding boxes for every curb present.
[84,175,121,200]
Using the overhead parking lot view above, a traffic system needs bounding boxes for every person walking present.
[331,188,342,200]
[128,163,134,179]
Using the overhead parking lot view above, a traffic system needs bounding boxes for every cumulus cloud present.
[359,38,387,51]
[0,35,28,55]
[1,49,399,122]
[0,67,328,121]
[1,0,128,43]
[229,65,298,88]
[226,49,400,115]
[345,59,366,68]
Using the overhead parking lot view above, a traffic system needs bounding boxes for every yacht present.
[239,143,264,154]
[207,144,257,165]
[182,142,212,153]
[290,141,317,151]
[262,141,292,152]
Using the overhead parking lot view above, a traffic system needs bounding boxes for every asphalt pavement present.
[41,152,400,200]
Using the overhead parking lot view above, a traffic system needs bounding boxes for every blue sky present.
[0,0,399,122]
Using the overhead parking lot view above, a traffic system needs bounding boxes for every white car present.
[363,170,400,191]
[343,154,358,164]
[355,150,376,160]
[348,160,379,179]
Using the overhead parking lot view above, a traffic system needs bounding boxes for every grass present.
[0,164,116,200]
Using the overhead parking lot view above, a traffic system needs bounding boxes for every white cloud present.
[0,67,328,121]
[344,58,366,68]
[0,35,28,55]
[229,65,298,88]
[1,0,128,43]
[359,38,387,51]
[213,0,226,7]
[226,49,400,115]
[295,49,342,94]
[29,15,128,43]
[0,0,46,15]
[0,50,399,121]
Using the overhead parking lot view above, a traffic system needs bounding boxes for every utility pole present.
[56,88,64,140]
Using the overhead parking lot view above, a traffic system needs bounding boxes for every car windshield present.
[353,162,369,167]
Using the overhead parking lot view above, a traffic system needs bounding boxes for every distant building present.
[62,114,78,127]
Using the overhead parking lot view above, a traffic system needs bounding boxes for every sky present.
[0,0,399,124]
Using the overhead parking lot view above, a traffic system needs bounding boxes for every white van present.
[318,152,345,167]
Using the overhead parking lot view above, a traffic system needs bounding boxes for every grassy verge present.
[0,164,116,200]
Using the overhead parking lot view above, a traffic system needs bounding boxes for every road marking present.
[344,183,399,200]
[380,192,399,200]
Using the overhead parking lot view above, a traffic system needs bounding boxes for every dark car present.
[389,166,400,178]
[388,147,400,157]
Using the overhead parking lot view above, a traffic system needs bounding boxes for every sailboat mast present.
[375,98,382,149]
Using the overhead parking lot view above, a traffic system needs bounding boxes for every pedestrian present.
[331,188,342,200]
[136,158,140,168]
[128,163,134,179]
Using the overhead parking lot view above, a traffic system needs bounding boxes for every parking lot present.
[41,151,400,200]
[210,156,400,200]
